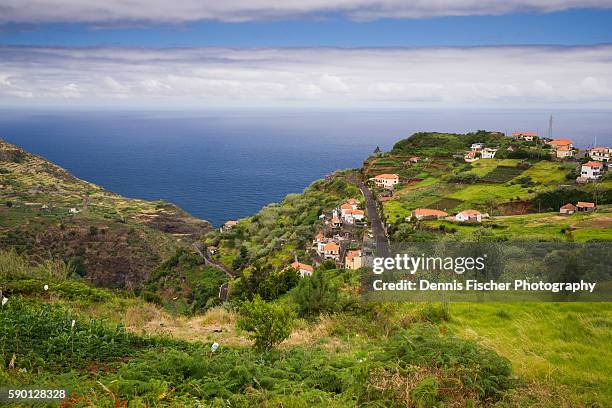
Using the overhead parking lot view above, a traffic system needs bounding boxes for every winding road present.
[355,176,391,257]
[192,242,235,278]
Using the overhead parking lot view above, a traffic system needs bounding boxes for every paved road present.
[192,242,235,278]
[356,178,391,258]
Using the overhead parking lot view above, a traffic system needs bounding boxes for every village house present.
[69,207,79,214]
[220,220,237,232]
[330,210,342,228]
[559,203,577,215]
[409,156,421,163]
[481,148,498,159]
[411,208,449,221]
[207,246,218,255]
[576,201,596,212]
[344,249,363,270]
[289,261,314,277]
[322,242,340,260]
[455,209,485,222]
[589,147,611,163]
[343,209,366,224]
[346,198,360,207]
[548,138,574,149]
[556,146,574,159]
[464,151,479,163]
[581,161,604,180]
[370,173,400,189]
[512,131,538,141]
[470,143,484,151]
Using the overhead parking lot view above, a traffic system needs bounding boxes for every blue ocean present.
[0,109,610,226]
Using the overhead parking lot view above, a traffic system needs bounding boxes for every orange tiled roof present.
[414,208,449,217]
[290,261,313,272]
[324,242,339,251]
[560,203,577,210]
[346,209,365,216]
[458,209,481,216]
[582,161,603,168]
[576,201,595,208]
[374,173,399,180]
[340,203,354,210]
[549,139,573,146]
[512,131,539,137]
[345,250,361,261]
[346,198,359,205]
[591,146,609,151]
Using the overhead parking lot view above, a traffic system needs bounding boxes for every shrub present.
[411,377,439,408]
[236,296,295,351]
[385,324,514,400]
[292,270,339,317]
[448,172,480,184]
[143,290,163,305]
[419,303,451,323]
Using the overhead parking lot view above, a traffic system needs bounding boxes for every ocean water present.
[0,109,610,226]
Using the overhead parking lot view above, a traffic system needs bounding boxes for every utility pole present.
[548,114,553,140]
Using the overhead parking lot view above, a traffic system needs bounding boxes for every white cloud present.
[0,45,611,108]
[0,1,612,23]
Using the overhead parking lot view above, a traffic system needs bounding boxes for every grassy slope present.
[448,302,612,407]
[0,139,211,287]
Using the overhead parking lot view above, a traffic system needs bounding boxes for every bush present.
[236,296,295,351]
[385,324,514,400]
[419,303,451,323]
[448,172,480,184]
[292,270,339,317]
[143,290,163,305]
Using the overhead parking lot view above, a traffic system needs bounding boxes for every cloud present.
[0,45,611,107]
[1,1,612,23]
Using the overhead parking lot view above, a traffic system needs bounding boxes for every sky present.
[1,1,612,109]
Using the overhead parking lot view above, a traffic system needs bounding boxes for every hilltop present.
[363,131,612,242]
[0,139,211,289]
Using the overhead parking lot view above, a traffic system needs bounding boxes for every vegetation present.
[1,134,611,406]
[236,296,295,350]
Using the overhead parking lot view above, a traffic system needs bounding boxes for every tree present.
[236,296,295,351]
[292,269,338,317]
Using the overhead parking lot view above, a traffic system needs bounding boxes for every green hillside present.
[364,132,612,242]
[0,139,211,288]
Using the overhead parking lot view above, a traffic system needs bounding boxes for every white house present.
[322,242,340,260]
[581,161,604,180]
[220,220,237,232]
[344,250,363,270]
[470,143,485,151]
[589,147,611,163]
[69,208,79,214]
[330,209,342,228]
[481,148,498,159]
[290,261,314,277]
[464,151,479,163]
[559,203,577,215]
[512,131,538,141]
[411,208,449,221]
[455,210,483,222]
[576,201,596,212]
[342,209,365,224]
[370,174,400,189]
